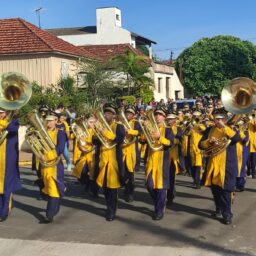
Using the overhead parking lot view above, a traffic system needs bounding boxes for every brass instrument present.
[0,72,32,144]
[71,117,95,153]
[221,77,256,114]
[25,110,60,167]
[117,108,136,147]
[88,108,117,149]
[204,137,231,157]
[138,109,163,151]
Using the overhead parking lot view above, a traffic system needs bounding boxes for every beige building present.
[0,18,87,87]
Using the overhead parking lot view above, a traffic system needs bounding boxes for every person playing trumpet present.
[199,108,240,225]
[0,108,20,222]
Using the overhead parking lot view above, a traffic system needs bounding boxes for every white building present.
[47,7,184,101]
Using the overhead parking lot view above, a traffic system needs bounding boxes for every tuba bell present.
[25,110,60,167]
[138,109,163,151]
[221,77,256,114]
[71,116,95,153]
[0,72,32,144]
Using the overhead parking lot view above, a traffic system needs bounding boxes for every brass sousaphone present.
[0,72,32,145]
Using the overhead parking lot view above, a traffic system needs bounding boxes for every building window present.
[158,78,162,93]
[116,14,120,21]
[175,90,181,100]
[61,61,69,79]
[77,72,87,88]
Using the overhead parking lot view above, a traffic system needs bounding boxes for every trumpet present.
[0,72,32,144]
[71,117,95,153]
[138,110,163,151]
[88,108,117,149]
[25,110,60,167]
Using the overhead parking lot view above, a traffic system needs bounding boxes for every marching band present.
[0,73,256,226]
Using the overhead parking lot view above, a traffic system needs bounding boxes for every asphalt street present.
[0,166,256,256]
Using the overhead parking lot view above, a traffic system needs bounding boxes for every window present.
[61,61,69,79]
[158,78,162,93]
[116,14,120,21]
[76,72,87,88]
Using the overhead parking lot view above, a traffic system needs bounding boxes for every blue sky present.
[1,0,256,60]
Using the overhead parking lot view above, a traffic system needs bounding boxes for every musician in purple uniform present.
[199,108,239,225]
[0,108,21,222]
[144,106,174,220]
[40,114,66,223]
[91,104,125,221]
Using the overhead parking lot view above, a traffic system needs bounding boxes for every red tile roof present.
[78,44,148,61]
[0,18,89,57]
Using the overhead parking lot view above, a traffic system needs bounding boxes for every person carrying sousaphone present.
[0,107,20,222]
[199,108,240,225]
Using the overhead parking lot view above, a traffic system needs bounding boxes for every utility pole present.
[170,51,174,64]
[35,7,43,28]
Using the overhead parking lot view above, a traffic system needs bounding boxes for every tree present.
[111,49,154,95]
[175,35,256,96]
[76,57,123,104]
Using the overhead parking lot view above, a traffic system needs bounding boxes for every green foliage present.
[137,45,149,56]
[136,88,154,103]
[175,35,256,96]
[120,95,136,104]
[110,49,154,95]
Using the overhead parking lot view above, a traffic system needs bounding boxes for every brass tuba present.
[221,77,256,114]
[138,109,163,151]
[0,72,32,144]
[117,108,136,147]
[71,116,95,153]
[88,108,117,149]
[25,110,60,167]
[204,137,231,158]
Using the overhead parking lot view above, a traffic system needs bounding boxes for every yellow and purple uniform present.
[199,125,239,221]
[0,118,20,219]
[247,120,256,177]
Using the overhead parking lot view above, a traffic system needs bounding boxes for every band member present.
[166,113,183,204]
[235,119,249,191]
[0,108,20,222]
[143,106,174,220]
[199,108,240,225]
[189,111,206,188]
[56,113,71,172]
[247,111,256,178]
[91,103,125,221]
[41,114,66,222]
[122,105,141,202]
[72,125,95,194]
[32,105,50,200]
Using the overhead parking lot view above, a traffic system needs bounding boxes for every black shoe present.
[45,216,53,223]
[223,218,232,225]
[211,211,222,218]
[153,213,164,221]
[235,187,245,192]
[195,184,201,189]
[124,194,134,203]
[105,213,115,221]
[0,215,8,222]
